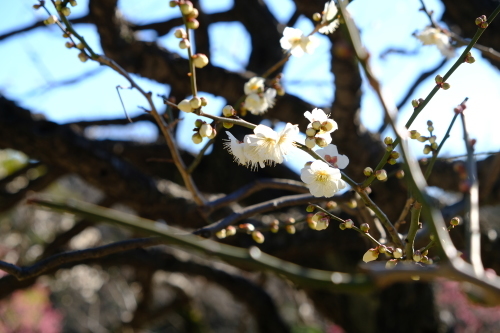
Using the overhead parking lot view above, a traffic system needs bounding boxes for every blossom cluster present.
[415,27,454,58]
[243,77,277,115]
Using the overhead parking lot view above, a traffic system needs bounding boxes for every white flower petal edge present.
[300,160,346,197]
[244,77,265,95]
[223,132,248,166]
[244,88,276,115]
[319,1,339,35]
[416,27,454,58]
[316,144,349,169]
[280,27,319,57]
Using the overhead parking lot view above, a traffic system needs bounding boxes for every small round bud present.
[441,82,450,90]
[174,28,186,39]
[393,248,403,259]
[312,121,321,130]
[385,259,398,269]
[347,200,357,209]
[429,135,436,144]
[344,219,354,229]
[417,135,428,142]
[411,99,420,108]
[363,248,379,263]
[178,99,193,113]
[208,127,217,139]
[55,0,62,5]
[239,223,255,233]
[169,1,178,7]
[252,231,265,244]
[321,120,334,132]
[226,226,236,236]
[326,201,337,210]
[305,137,316,149]
[378,245,387,254]
[215,229,226,239]
[360,223,370,233]
[200,97,208,106]
[339,223,346,230]
[450,217,460,226]
[480,21,489,29]
[65,41,74,48]
[276,87,285,96]
[423,145,432,154]
[475,17,484,26]
[223,122,234,129]
[421,256,430,264]
[315,137,328,147]
[375,169,387,181]
[76,43,85,50]
[194,119,203,128]
[199,123,213,138]
[192,133,202,144]
[308,220,318,230]
[187,8,199,19]
[396,170,405,179]
[428,125,434,132]
[363,167,373,176]
[62,33,70,38]
[186,19,199,29]
[222,105,235,117]
[385,144,393,152]
[390,151,400,159]
[179,39,190,49]
[70,0,77,6]
[61,7,71,16]
[179,1,193,15]
[192,53,209,68]
[312,12,322,21]
[270,224,279,233]
[286,225,296,234]
[435,75,443,84]
[387,158,397,165]
[306,205,315,213]
[33,4,42,9]
[44,15,58,25]
[77,52,88,62]
[305,128,317,137]
[190,96,202,109]
[431,142,438,150]
[427,120,433,126]
[466,56,476,64]
[384,137,393,145]
[413,250,422,262]
[410,130,421,139]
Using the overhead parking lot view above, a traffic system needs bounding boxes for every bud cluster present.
[475,15,488,29]
[435,75,450,90]
[170,1,200,29]
[304,120,335,149]
[308,212,330,231]
[464,51,476,64]
[192,119,216,143]
[270,73,286,96]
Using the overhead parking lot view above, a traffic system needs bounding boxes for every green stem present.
[183,18,198,97]
[404,201,422,261]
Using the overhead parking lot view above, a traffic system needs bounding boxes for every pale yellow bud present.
[179,39,190,49]
[186,19,199,29]
[78,52,88,62]
[375,169,387,181]
[305,137,316,149]
[226,226,236,236]
[61,7,71,16]
[199,123,213,137]
[179,1,193,15]
[393,248,403,259]
[315,137,328,147]
[192,53,209,68]
[215,229,226,239]
[192,133,202,144]
[222,105,234,117]
[178,99,193,113]
[174,28,186,39]
[252,231,265,244]
[207,127,217,139]
[305,128,317,137]
[190,96,202,109]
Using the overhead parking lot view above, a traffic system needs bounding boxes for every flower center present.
[314,170,331,183]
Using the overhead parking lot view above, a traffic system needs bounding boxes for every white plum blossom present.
[416,27,454,58]
[311,212,330,231]
[319,1,339,35]
[316,144,349,169]
[244,123,299,169]
[244,88,277,115]
[280,27,320,57]
[300,160,346,197]
[304,108,338,145]
[244,77,265,95]
[223,132,248,166]
[363,248,379,263]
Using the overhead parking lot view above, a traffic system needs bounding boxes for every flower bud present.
[187,8,199,19]
[306,205,315,213]
[207,127,217,139]
[396,170,405,179]
[179,1,193,15]
[344,219,354,229]
[480,21,489,29]
[192,133,202,144]
[312,12,322,21]
[393,248,403,259]
[194,119,203,127]
[384,137,393,145]
[312,121,321,130]
[387,158,397,165]
[270,224,279,233]
[239,223,255,233]
[178,99,193,113]
[390,151,400,159]
[450,216,460,226]
[423,145,432,154]
[179,39,190,49]
[417,136,428,142]
[222,105,234,117]
[378,245,387,254]
[76,43,85,50]
[385,144,393,152]
[339,223,346,230]
[61,7,71,16]
[308,220,318,230]
[363,167,373,176]
[226,226,236,236]
[360,223,370,233]
[192,53,209,68]
[252,231,265,244]
[413,250,422,262]
[169,1,178,7]
[199,123,213,137]
[326,201,337,209]
[429,135,436,144]
[305,137,316,149]
[375,169,387,181]
[435,74,443,84]
[174,28,186,38]
[286,225,296,234]
[44,15,58,25]
[305,128,317,137]
[65,41,74,48]
[321,120,334,132]
[466,56,476,64]
[411,99,420,108]
[315,137,328,147]
[215,229,226,239]
[441,82,450,90]
[427,120,433,126]
[347,200,357,209]
[363,248,379,263]
[186,19,199,29]
[421,256,430,264]
[223,122,233,129]
[190,96,202,109]
[200,97,208,106]
[276,87,285,96]
[386,259,398,269]
[428,125,434,132]
[410,130,421,139]
[70,0,77,6]
[475,16,484,26]
[431,142,438,150]
[78,52,88,62]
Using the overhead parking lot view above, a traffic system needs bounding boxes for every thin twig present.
[404,201,422,260]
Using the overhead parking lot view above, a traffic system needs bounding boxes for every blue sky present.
[0,0,499,172]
